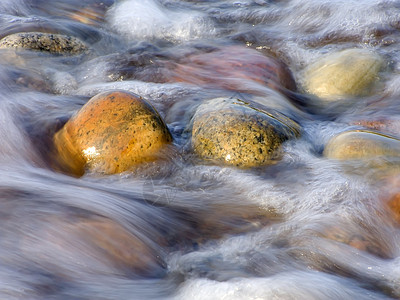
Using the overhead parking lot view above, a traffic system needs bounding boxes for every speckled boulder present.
[323,130,400,160]
[0,32,89,55]
[191,97,300,168]
[53,90,172,175]
[302,49,384,101]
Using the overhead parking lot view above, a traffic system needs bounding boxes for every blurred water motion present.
[0,0,400,299]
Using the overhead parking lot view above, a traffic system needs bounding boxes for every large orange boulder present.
[53,90,172,176]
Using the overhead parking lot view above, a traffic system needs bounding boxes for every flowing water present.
[1,0,400,299]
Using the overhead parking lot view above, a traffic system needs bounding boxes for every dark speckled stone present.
[0,32,89,55]
[53,90,172,175]
[191,97,301,168]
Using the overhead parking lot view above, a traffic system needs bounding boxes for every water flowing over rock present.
[323,130,400,160]
[191,97,300,168]
[302,49,384,101]
[167,45,296,94]
[19,215,166,277]
[2,0,400,299]
[53,90,172,175]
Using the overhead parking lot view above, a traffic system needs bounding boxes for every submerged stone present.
[302,49,384,101]
[20,215,165,277]
[351,118,400,139]
[53,90,172,176]
[0,32,89,55]
[167,45,296,93]
[320,223,391,259]
[323,130,400,160]
[191,97,300,168]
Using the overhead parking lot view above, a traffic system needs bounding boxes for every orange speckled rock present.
[53,90,172,175]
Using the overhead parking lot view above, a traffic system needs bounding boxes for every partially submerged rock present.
[323,130,400,160]
[191,97,300,168]
[167,45,296,93]
[302,49,384,101]
[53,90,172,176]
[0,32,90,55]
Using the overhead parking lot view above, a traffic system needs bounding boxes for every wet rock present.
[0,32,89,55]
[351,118,400,139]
[386,193,400,224]
[191,97,300,168]
[20,215,165,277]
[167,45,296,93]
[62,0,115,25]
[323,130,400,160]
[53,90,172,176]
[320,224,391,259]
[302,49,384,101]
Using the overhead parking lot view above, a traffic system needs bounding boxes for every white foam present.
[107,0,215,43]
[175,271,385,300]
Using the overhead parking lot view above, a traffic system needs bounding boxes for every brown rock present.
[320,224,391,258]
[351,118,400,138]
[53,90,172,176]
[167,45,296,93]
[20,215,165,277]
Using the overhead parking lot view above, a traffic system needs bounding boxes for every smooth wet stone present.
[20,216,165,277]
[0,32,89,55]
[303,49,384,101]
[168,45,296,93]
[191,97,300,168]
[323,130,400,160]
[53,90,172,175]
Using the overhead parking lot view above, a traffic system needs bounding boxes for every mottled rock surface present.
[53,90,172,175]
[191,97,300,168]
[0,32,89,55]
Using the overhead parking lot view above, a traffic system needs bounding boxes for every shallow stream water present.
[2,0,400,299]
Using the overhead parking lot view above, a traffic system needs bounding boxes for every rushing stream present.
[2,0,400,299]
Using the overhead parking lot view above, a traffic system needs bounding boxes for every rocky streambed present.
[1,0,400,299]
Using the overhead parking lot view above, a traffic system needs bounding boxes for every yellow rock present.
[303,49,384,101]
[53,90,172,175]
[323,130,400,160]
[191,97,300,168]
